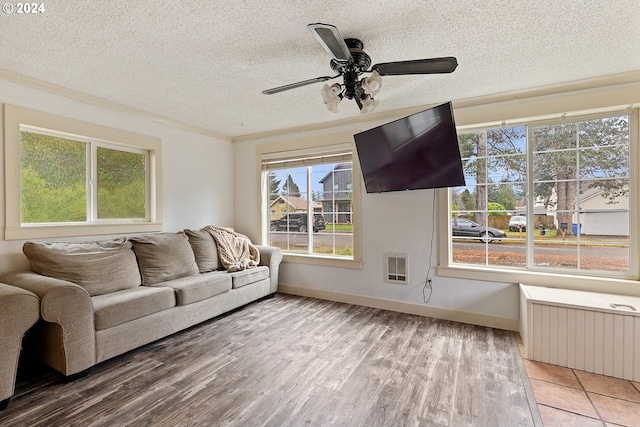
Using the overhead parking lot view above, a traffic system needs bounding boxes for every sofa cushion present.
[228,266,269,289]
[92,286,176,331]
[23,238,142,296]
[184,229,220,273]
[130,232,199,285]
[150,271,232,305]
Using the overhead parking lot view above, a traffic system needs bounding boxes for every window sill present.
[282,253,362,269]
[437,264,640,296]
[5,222,163,240]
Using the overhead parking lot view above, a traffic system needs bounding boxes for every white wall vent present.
[384,253,408,284]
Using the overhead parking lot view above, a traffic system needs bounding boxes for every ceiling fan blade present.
[262,76,335,95]
[372,57,458,76]
[308,23,353,63]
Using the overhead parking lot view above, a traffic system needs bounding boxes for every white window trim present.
[437,82,640,296]
[4,104,163,240]
[256,131,362,269]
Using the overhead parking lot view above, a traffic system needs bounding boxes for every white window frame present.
[257,132,362,269]
[438,104,640,294]
[4,104,163,239]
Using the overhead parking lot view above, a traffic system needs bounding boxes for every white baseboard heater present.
[520,284,640,381]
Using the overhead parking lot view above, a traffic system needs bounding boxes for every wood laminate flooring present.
[1,293,541,426]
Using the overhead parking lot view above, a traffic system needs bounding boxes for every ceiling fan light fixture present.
[362,70,382,97]
[321,83,343,113]
[360,94,379,114]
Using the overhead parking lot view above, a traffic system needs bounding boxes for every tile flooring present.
[517,335,640,427]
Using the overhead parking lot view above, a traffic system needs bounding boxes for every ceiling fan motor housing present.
[330,38,371,74]
[329,38,372,101]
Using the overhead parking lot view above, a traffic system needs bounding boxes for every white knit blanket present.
[203,226,260,272]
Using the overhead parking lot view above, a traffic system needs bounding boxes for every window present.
[447,109,637,280]
[5,105,162,239]
[20,129,148,223]
[259,138,361,268]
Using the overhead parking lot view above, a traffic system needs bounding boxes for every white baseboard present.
[278,284,519,331]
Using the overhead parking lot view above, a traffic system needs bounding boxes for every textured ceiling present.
[1,1,639,138]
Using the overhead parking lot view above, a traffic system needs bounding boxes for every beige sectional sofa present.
[0,229,282,380]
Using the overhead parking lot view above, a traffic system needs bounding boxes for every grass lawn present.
[324,224,353,232]
[314,247,354,256]
[502,228,628,246]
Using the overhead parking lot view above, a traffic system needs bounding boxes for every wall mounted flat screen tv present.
[354,102,465,193]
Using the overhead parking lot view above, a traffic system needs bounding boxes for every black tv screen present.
[354,102,465,193]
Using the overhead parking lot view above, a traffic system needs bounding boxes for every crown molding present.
[0,68,232,142]
[453,70,640,109]
[3,67,638,145]
[233,70,640,143]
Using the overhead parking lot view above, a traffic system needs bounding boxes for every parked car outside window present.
[270,213,326,233]
[508,215,527,231]
[452,218,506,243]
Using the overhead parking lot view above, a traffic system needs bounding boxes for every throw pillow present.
[184,229,221,273]
[130,232,199,285]
[23,238,142,296]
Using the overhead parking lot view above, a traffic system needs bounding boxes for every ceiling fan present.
[262,23,458,114]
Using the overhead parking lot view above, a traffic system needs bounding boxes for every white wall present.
[0,77,234,274]
[5,73,636,329]
[233,76,640,330]
[233,123,520,330]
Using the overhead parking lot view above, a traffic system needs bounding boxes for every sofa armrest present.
[0,271,96,376]
[255,245,282,293]
[0,283,39,407]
